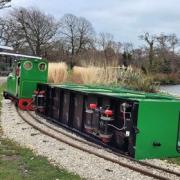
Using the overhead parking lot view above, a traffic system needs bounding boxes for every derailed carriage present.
[35,83,180,159]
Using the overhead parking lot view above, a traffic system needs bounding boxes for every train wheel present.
[3,91,9,99]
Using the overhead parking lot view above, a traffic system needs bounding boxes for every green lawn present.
[0,139,81,180]
[0,83,81,180]
[166,157,180,166]
[0,83,6,108]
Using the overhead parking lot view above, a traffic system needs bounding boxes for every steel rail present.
[16,108,179,180]
[28,111,180,178]
[28,112,104,149]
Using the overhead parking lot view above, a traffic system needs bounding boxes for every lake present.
[161,85,180,96]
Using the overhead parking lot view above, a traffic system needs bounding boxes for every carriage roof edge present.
[0,52,42,60]
[0,45,14,51]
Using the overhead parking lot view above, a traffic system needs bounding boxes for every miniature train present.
[1,52,48,110]
[1,52,180,159]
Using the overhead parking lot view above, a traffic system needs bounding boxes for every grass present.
[0,139,81,180]
[0,83,81,180]
[48,62,68,83]
[166,157,180,166]
[71,66,101,84]
[0,83,6,104]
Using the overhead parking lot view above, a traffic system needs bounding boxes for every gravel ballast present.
[1,99,180,180]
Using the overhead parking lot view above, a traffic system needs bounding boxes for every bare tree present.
[139,32,156,68]
[122,42,133,66]
[0,0,11,9]
[155,33,170,64]
[123,42,133,54]
[98,33,114,50]
[59,14,95,67]
[98,32,118,65]
[156,33,169,50]
[0,18,9,45]
[7,7,59,56]
[0,18,26,50]
[168,34,178,54]
[156,33,180,73]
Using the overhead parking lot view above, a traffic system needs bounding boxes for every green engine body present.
[5,56,48,109]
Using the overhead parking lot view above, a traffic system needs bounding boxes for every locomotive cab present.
[1,52,48,110]
[5,61,21,99]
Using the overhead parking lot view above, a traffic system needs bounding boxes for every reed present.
[72,66,101,84]
[48,62,158,92]
[48,62,68,83]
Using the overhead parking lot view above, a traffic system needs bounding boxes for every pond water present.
[161,85,180,96]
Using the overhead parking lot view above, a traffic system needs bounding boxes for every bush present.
[153,73,180,85]
[117,67,158,92]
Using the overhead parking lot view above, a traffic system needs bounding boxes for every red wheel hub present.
[18,99,33,111]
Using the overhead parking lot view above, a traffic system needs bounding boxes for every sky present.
[1,0,180,47]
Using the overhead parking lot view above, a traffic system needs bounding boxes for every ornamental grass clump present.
[116,66,158,92]
[48,62,68,83]
[71,65,158,92]
[48,62,158,92]
[72,66,102,84]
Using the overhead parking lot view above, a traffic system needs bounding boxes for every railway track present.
[16,108,180,180]
[27,111,180,178]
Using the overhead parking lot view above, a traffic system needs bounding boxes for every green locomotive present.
[1,52,48,110]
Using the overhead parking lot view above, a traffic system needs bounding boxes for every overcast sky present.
[1,0,180,47]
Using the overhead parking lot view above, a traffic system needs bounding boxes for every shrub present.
[153,73,180,85]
